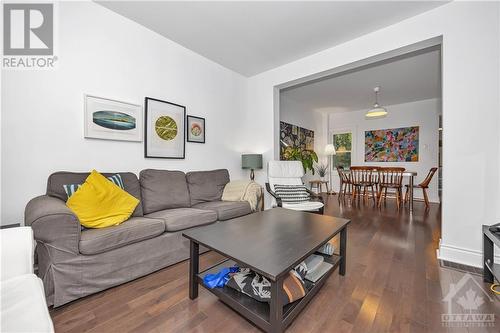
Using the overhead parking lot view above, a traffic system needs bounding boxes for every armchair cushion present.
[1,274,54,333]
[267,161,304,192]
[273,184,310,203]
[268,160,304,178]
[0,227,34,281]
[282,201,324,211]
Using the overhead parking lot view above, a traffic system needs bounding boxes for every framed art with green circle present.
[187,115,205,144]
[144,97,186,159]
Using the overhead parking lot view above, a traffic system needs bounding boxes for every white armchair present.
[1,227,54,333]
[266,160,324,214]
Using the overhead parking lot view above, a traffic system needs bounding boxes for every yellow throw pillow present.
[67,170,139,228]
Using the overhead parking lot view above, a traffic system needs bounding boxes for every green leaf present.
[311,151,318,163]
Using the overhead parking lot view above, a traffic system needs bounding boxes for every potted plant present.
[282,146,319,175]
[314,163,328,180]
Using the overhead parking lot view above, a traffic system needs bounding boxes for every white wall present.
[279,97,316,131]
[329,98,440,202]
[0,2,247,225]
[244,2,500,267]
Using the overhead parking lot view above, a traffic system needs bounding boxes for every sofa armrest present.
[0,227,34,280]
[25,195,81,255]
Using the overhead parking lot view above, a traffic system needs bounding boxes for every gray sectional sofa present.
[25,169,252,307]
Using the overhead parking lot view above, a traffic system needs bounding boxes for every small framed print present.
[84,95,142,142]
[144,97,186,159]
[187,115,205,143]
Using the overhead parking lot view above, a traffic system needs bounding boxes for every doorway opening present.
[276,38,442,216]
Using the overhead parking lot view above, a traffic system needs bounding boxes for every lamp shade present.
[365,87,388,119]
[241,154,263,169]
[324,144,336,156]
[365,106,388,118]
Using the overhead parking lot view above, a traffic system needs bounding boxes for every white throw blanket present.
[222,180,263,211]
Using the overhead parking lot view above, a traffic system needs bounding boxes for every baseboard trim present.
[437,243,500,268]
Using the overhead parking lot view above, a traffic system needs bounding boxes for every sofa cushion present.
[145,208,217,232]
[63,174,125,198]
[0,274,54,333]
[193,201,251,221]
[67,170,139,229]
[186,169,230,206]
[79,217,165,255]
[140,169,191,214]
[47,171,143,217]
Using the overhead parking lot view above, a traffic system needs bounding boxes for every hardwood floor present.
[50,197,500,332]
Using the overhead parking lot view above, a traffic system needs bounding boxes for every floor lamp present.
[324,144,337,195]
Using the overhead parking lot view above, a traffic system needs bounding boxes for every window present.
[332,132,352,168]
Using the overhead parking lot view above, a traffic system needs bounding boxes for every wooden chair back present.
[378,167,405,187]
[419,167,438,188]
[337,166,350,184]
[365,166,380,184]
[350,166,377,185]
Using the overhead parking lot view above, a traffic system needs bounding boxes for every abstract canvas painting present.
[365,126,419,162]
[84,95,142,142]
[279,121,314,159]
[144,97,185,159]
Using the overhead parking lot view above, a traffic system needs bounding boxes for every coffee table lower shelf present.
[197,253,341,332]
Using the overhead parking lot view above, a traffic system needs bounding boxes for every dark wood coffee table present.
[183,207,350,333]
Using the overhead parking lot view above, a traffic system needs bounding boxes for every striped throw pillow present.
[273,184,310,203]
[63,174,125,198]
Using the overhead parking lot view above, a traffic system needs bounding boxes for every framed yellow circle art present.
[144,97,186,159]
[155,116,178,141]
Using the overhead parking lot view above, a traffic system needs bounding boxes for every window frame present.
[331,128,355,170]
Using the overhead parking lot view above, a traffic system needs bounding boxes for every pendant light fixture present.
[365,86,388,119]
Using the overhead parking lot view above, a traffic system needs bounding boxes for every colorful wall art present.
[365,126,419,162]
[187,115,206,143]
[144,97,186,159]
[84,95,142,142]
[279,121,314,159]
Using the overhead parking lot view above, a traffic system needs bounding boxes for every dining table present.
[340,169,418,212]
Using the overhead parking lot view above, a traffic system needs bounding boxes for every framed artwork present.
[365,126,419,162]
[84,95,142,142]
[187,115,205,143]
[144,97,186,159]
[279,121,314,159]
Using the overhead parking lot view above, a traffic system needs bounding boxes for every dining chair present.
[337,166,351,201]
[377,167,405,208]
[405,167,438,208]
[367,166,380,193]
[350,166,378,204]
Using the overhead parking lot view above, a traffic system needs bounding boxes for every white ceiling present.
[281,47,441,113]
[97,1,447,77]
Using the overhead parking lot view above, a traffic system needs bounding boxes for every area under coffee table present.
[183,208,350,333]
